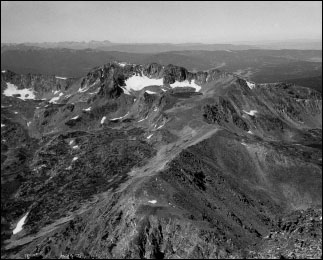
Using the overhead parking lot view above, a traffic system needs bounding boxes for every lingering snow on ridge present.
[121,87,131,95]
[147,134,153,139]
[243,110,258,116]
[78,81,97,93]
[53,90,60,95]
[118,62,128,67]
[2,70,6,73]
[145,90,157,95]
[13,212,29,234]
[49,93,64,103]
[156,123,164,130]
[246,80,256,89]
[101,116,106,124]
[83,107,91,111]
[55,76,67,80]
[1,124,5,128]
[110,112,129,121]
[148,200,157,204]
[247,130,253,134]
[170,79,201,91]
[72,157,78,162]
[3,82,36,100]
[138,116,148,122]
[124,74,163,92]
[71,115,80,120]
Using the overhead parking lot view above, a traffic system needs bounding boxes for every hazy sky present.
[1,1,322,43]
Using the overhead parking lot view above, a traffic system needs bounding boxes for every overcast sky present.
[1,1,322,43]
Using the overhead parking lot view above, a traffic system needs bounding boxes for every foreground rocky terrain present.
[1,61,322,259]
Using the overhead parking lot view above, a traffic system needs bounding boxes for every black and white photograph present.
[1,1,322,259]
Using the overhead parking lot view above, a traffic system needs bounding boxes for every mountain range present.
[1,60,322,259]
[1,47,322,93]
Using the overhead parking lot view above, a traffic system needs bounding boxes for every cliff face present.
[1,62,322,259]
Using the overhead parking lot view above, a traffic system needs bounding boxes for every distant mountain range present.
[1,39,322,53]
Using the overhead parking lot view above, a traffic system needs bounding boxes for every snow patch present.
[69,140,74,145]
[78,85,92,93]
[71,115,79,120]
[55,76,67,80]
[170,79,201,92]
[13,212,29,234]
[3,82,36,100]
[138,116,148,122]
[147,134,153,139]
[27,121,31,127]
[110,112,129,121]
[14,111,18,114]
[101,116,106,124]
[148,200,157,204]
[1,124,5,128]
[72,157,78,162]
[118,62,128,67]
[243,110,257,116]
[53,90,60,95]
[145,90,157,95]
[49,93,63,103]
[247,130,253,134]
[121,87,131,95]
[72,145,79,149]
[246,81,256,89]
[83,107,91,111]
[124,75,163,92]
[156,123,165,130]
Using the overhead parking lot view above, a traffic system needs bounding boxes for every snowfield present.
[13,212,29,234]
[3,82,36,100]
[124,74,163,92]
[170,79,201,91]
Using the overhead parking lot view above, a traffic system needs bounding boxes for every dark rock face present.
[1,61,322,259]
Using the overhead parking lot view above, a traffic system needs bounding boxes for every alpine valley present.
[1,59,322,259]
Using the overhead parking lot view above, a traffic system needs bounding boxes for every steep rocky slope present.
[1,62,322,259]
